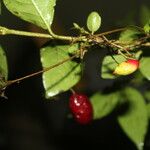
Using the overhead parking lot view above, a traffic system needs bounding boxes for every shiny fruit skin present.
[69,94,93,124]
[113,59,139,75]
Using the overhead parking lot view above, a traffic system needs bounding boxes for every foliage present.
[0,0,150,149]
[86,11,101,34]
[118,87,148,150]
[140,57,150,80]
[0,45,8,88]
[90,91,119,119]
[3,0,56,31]
[40,44,81,98]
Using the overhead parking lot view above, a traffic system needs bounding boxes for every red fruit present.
[69,93,93,124]
[126,59,139,67]
[113,59,139,75]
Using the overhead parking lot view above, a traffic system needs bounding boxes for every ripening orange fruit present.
[113,59,139,75]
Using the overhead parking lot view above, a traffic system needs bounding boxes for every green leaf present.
[139,57,150,80]
[3,0,56,30]
[87,11,101,34]
[146,103,150,119]
[144,20,150,33]
[40,44,81,98]
[144,91,150,102]
[67,43,80,54]
[119,27,141,44]
[140,5,150,26]
[91,92,119,120]
[0,45,8,88]
[101,55,126,79]
[118,87,148,150]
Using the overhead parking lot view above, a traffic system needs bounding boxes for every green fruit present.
[87,11,101,34]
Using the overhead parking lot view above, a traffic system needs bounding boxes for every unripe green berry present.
[86,11,101,34]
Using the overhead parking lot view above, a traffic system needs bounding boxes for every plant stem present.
[0,26,86,41]
[142,42,150,47]
[102,35,132,57]
[118,50,129,59]
[1,26,149,49]
[0,26,52,38]
[6,53,79,87]
[0,26,126,41]
[70,88,76,94]
[96,27,126,36]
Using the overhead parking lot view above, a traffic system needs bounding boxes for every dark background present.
[0,0,150,150]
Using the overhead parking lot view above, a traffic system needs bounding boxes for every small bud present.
[113,59,139,75]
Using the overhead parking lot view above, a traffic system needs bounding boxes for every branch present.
[102,35,132,58]
[5,52,79,88]
[96,27,126,36]
[0,26,85,41]
[0,26,52,38]
[0,26,127,42]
